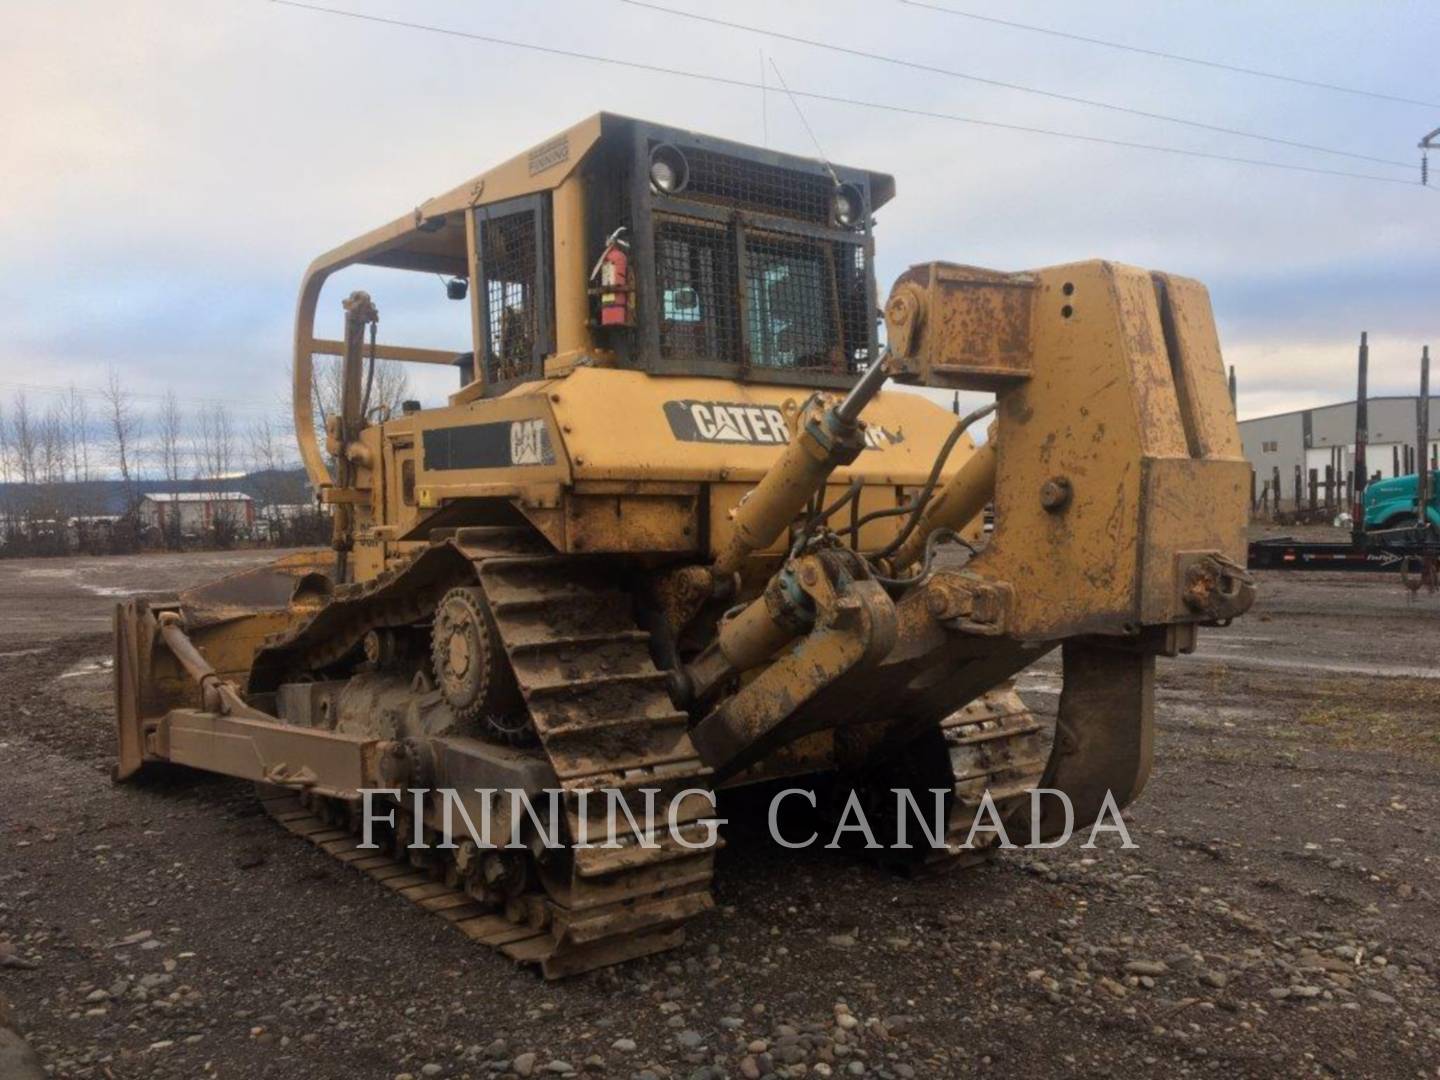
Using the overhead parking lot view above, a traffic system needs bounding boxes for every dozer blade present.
[113,600,148,782]
[112,549,333,782]
[176,549,333,630]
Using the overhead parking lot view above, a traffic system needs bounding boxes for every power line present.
[268,0,1429,191]
[0,379,277,414]
[899,0,1440,110]
[620,0,1412,170]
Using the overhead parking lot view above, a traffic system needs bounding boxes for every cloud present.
[1,0,1434,433]
[1229,335,1433,421]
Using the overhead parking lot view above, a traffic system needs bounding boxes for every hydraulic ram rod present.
[156,612,257,718]
[711,354,891,581]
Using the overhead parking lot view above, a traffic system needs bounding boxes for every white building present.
[1240,396,1439,508]
[138,492,255,536]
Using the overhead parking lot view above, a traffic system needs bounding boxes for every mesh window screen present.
[480,210,539,384]
[744,232,841,372]
[835,241,873,371]
[653,216,869,373]
[655,214,738,365]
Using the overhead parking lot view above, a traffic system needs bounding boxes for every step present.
[559,887,714,946]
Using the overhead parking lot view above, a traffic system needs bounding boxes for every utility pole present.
[1421,127,1440,185]
[1419,345,1432,526]
[1352,332,1368,537]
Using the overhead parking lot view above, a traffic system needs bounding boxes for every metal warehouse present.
[1241,395,1440,509]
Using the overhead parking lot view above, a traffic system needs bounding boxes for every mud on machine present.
[114,114,1254,977]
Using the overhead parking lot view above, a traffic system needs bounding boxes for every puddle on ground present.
[17,565,142,597]
[77,584,144,598]
[59,656,114,679]
[55,655,116,714]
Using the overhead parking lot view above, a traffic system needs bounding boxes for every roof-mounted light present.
[649,143,690,195]
[832,183,865,228]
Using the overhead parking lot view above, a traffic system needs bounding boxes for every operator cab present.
[460,117,892,394]
[291,115,894,489]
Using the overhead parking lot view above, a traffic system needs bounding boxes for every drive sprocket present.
[431,584,528,742]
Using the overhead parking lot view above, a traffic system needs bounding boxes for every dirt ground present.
[1,550,1438,1079]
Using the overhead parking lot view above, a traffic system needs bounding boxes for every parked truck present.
[1363,471,1440,530]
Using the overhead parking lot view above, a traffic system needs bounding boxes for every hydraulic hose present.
[870,402,995,568]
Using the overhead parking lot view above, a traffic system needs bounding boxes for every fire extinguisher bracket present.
[589,226,635,328]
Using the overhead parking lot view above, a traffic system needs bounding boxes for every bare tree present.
[0,400,11,542]
[9,392,37,486]
[310,356,410,470]
[66,385,90,483]
[4,394,66,552]
[247,416,285,541]
[194,403,239,544]
[104,368,142,489]
[194,403,236,482]
[247,417,279,474]
[156,390,186,548]
[39,401,68,485]
[37,403,71,551]
[158,391,185,485]
[103,368,144,547]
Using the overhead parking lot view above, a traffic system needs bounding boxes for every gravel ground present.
[1,551,1438,1079]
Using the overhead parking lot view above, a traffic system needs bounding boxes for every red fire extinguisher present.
[590,226,633,328]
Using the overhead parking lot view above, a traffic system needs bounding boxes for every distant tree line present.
[0,359,410,557]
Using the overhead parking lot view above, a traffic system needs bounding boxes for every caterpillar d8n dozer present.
[113,114,1254,978]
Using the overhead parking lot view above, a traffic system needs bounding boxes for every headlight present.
[832,183,864,228]
[649,144,689,194]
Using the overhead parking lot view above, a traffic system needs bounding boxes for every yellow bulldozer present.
[113,114,1254,978]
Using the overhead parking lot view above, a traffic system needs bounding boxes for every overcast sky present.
[2,0,1437,462]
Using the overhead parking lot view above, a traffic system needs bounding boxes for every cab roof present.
[302,112,896,283]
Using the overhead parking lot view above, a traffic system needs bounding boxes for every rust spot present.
[1039,431,1057,466]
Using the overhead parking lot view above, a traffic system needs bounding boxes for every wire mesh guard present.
[746,231,841,372]
[480,210,539,383]
[656,215,737,365]
[655,215,871,373]
[682,146,835,224]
